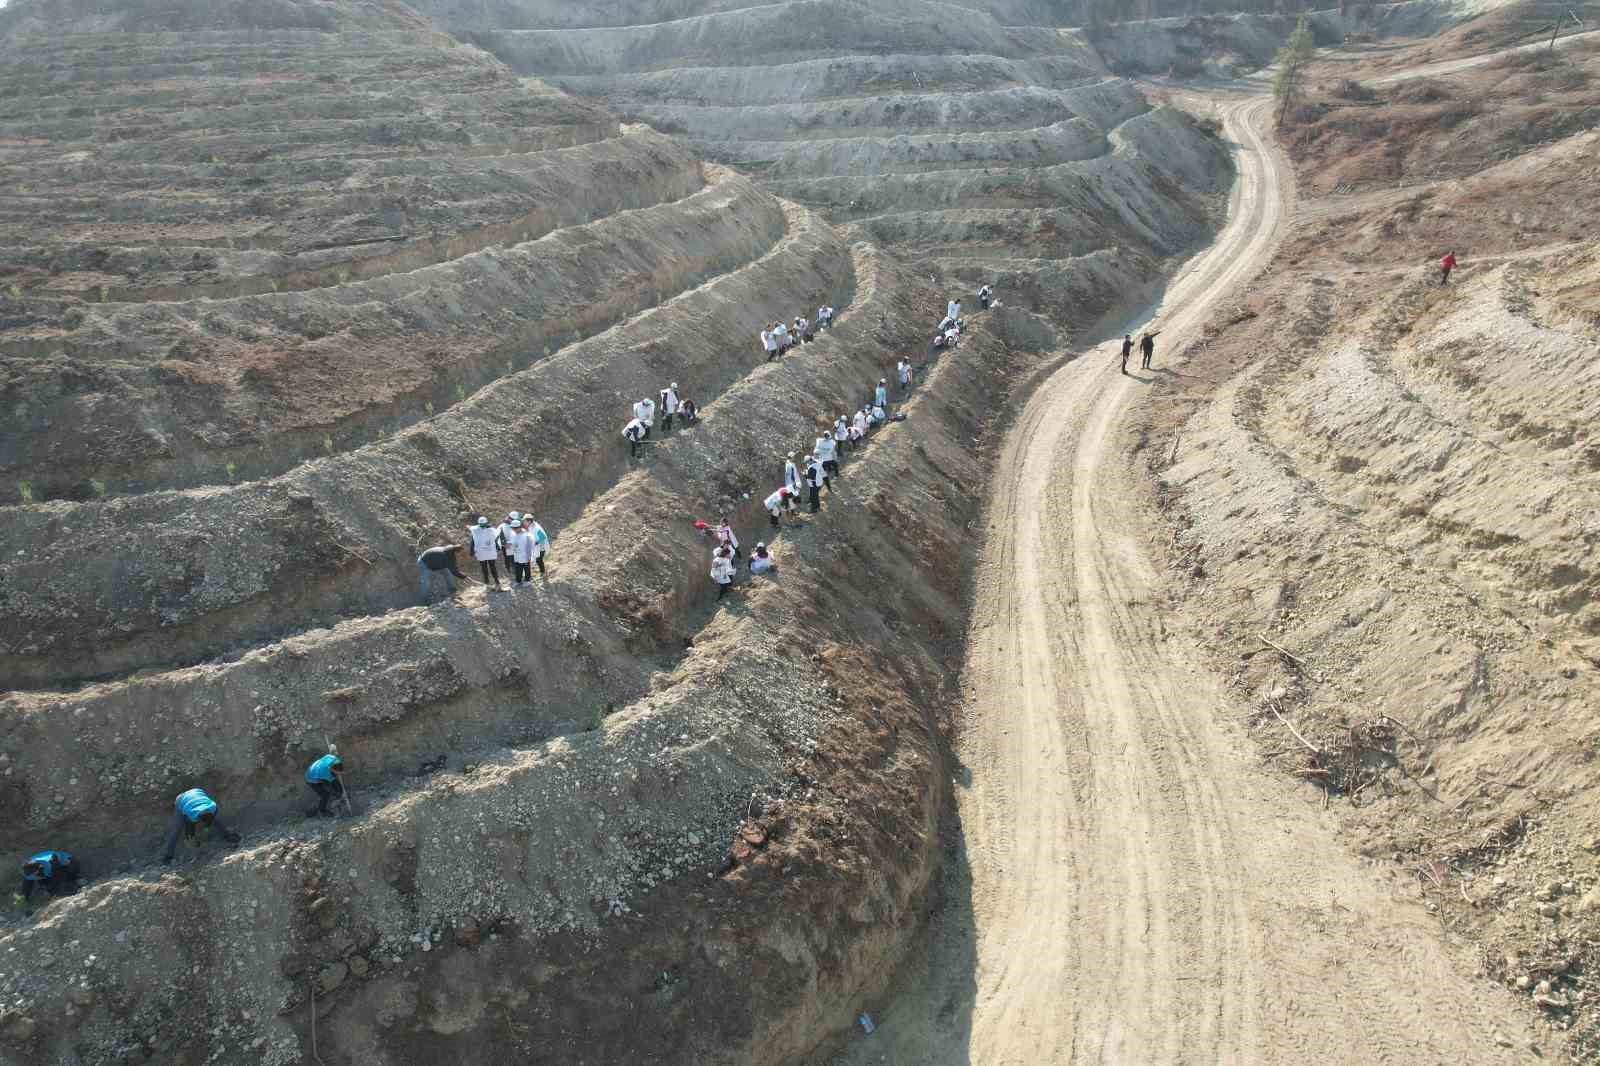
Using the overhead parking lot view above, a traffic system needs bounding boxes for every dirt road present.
[834,93,1542,1065]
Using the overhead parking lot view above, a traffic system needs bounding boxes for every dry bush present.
[1390,78,1453,104]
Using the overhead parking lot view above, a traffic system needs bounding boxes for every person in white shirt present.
[623,417,646,458]
[496,511,520,573]
[875,379,888,408]
[897,359,912,393]
[523,513,551,578]
[761,327,777,362]
[794,315,809,342]
[817,305,833,330]
[764,487,793,528]
[749,542,775,575]
[833,414,850,455]
[772,320,790,353]
[944,326,960,348]
[978,284,994,309]
[946,297,961,322]
[632,397,655,438]
[804,455,824,513]
[507,520,533,586]
[716,517,741,560]
[468,516,504,590]
[852,408,868,439]
[659,382,680,432]
[784,451,802,496]
[814,434,837,483]
[710,546,736,600]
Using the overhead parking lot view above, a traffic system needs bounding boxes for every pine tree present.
[1273,15,1317,128]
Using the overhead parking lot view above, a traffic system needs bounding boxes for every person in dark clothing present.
[14,850,80,907]
[1139,330,1159,370]
[162,788,240,863]
[304,754,346,817]
[417,544,466,603]
[805,457,824,513]
[680,398,698,425]
[1120,334,1134,374]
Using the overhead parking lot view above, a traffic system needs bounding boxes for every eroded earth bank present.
[0,1,1233,1062]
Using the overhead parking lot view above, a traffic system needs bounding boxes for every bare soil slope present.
[1128,20,1600,1061]
[409,0,1244,328]
[0,1,1235,1063]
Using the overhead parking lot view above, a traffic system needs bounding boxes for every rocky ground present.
[1128,16,1600,1060]
[0,0,1234,1063]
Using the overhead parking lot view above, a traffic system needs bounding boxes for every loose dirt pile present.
[0,0,1234,1063]
[1130,20,1600,1059]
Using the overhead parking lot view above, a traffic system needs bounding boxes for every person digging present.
[161,788,241,864]
[14,849,80,908]
[305,753,348,818]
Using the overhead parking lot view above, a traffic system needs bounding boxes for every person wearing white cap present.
[469,516,503,590]
[632,397,655,438]
[897,359,912,393]
[784,451,801,496]
[523,513,551,578]
[507,519,533,586]
[817,305,834,330]
[833,414,850,456]
[749,542,775,575]
[710,545,736,601]
[875,379,888,409]
[761,325,778,362]
[623,416,646,458]
[852,407,868,440]
[497,511,520,574]
[804,454,824,513]
[946,297,961,322]
[659,383,680,432]
[772,319,790,354]
[814,432,837,484]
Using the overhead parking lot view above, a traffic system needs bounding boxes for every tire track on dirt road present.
[835,93,1542,1065]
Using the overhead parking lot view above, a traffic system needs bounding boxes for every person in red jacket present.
[1440,251,1457,285]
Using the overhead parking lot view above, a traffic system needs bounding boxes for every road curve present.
[835,93,1541,1065]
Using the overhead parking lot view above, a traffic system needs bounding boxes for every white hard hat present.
[477,516,488,526]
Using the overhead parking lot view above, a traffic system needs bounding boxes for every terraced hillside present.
[0,0,1236,1063]
[414,0,1237,329]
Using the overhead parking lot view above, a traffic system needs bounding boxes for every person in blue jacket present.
[305,754,346,817]
[13,849,80,907]
[162,788,240,863]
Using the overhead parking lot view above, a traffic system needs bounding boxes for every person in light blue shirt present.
[305,754,346,818]
[14,849,79,907]
[162,788,240,863]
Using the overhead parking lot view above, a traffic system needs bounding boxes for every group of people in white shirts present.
[761,305,835,362]
[934,292,981,351]
[469,511,550,590]
[707,516,775,599]
[623,382,699,457]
